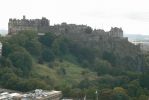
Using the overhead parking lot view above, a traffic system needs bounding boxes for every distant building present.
[8,16,126,48]
[0,42,2,56]
[49,23,124,42]
[8,16,123,39]
[0,89,62,100]
[8,16,50,35]
[109,27,123,37]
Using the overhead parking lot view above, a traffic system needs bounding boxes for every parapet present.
[8,16,50,35]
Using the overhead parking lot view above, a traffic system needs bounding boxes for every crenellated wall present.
[8,16,123,41]
[8,16,50,35]
[49,23,124,42]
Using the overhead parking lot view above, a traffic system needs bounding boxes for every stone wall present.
[7,17,142,71]
[8,16,123,41]
[49,23,124,44]
[8,16,50,35]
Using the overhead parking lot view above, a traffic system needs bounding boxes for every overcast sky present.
[0,0,149,34]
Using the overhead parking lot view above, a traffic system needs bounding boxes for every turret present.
[109,27,123,37]
[23,15,26,20]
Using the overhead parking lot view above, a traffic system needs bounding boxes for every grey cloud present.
[81,11,149,22]
[81,11,127,19]
[126,12,149,22]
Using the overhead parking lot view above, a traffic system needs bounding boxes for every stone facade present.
[8,17,126,52]
[109,27,123,37]
[49,23,124,41]
[7,16,142,71]
[0,89,62,100]
[8,16,50,35]
[0,42,2,56]
[8,16,123,40]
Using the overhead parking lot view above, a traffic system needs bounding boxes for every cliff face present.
[50,23,142,71]
[8,16,142,71]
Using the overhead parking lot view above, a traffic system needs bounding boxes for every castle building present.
[8,16,124,41]
[8,16,50,35]
[109,27,123,37]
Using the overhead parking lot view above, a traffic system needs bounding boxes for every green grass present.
[31,60,98,87]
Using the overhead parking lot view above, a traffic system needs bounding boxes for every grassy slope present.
[31,60,98,87]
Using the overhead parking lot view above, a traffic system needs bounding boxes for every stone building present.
[49,23,124,41]
[0,42,2,56]
[8,16,50,35]
[8,16,124,43]
[109,27,123,37]
[8,16,123,39]
[0,89,62,100]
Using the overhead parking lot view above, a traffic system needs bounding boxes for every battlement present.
[49,23,123,40]
[8,16,50,35]
[8,16,123,42]
[109,27,123,37]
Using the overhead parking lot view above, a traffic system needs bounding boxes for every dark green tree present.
[139,72,149,89]
[41,48,55,62]
[39,32,56,47]
[9,51,32,76]
[25,39,42,56]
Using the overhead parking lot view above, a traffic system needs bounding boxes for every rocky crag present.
[8,16,142,71]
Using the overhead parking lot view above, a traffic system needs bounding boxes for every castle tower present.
[109,27,123,37]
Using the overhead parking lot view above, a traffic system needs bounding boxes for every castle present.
[8,16,50,35]
[8,16,142,71]
[8,16,123,39]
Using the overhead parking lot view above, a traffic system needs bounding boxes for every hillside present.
[0,31,149,100]
[31,60,98,87]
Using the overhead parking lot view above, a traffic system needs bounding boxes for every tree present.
[139,72,149,89]
[2,42,13,57]
[57,67,66,75]
[41,48,55,62]
[100,89,114,100]
[52,36,70,56]
[9,51,32,76]
[79,78,91,89]
[8,31,37,46]
[112,92,129,100]
[102,51,116,65]
[85,26,93,34]
[25,39,42,56]
[94,59,112,75]
[138,95,148,100]
[144,54,149,71]
[113,87,127,95]
[127,80,142,97]
[39,32,56,47]
[0,57,12,68]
